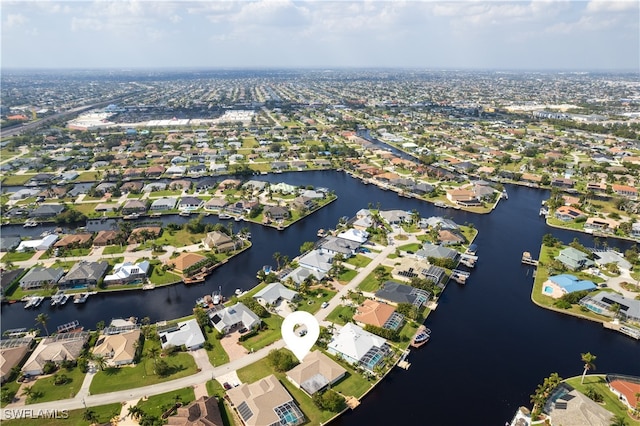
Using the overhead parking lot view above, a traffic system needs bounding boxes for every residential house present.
[446,188,481,206]
[422,265,447,285]
[143,182,167,193]
[374,281,430,307]
[580,292,640,323]
[606,375,640,412]
[166,396,224,426]
[327,322,389,373]
[203,231,236,252]
[438,229,466,246]
[150,197,178,211]
[204,197,228,212]
[227,375,305,426]
[178,196,204,212]
[29,204,65,218]
[93,230,119,247]
[0,236,21,252]
[555,206,586,222]
[253,282,299,306]
[169,252,207,274]
[145,165,165,177]
[208,302,260,334]
[541,274,597,299]
[121,200,147,214]
[1,268,25,301]
[551,177,575,188]
[298,249,333,274]
[120,181,143,193]
[0,337,34,383]
[103,261,151,285]
[16,235,58,252]
[158,319,206,351]
[318,236,360,258]
[422,216,460,231]
[379,210,408,225]
[336,229,369,244]
[291,196,317,212]
[282,267,324,287]
[555,247,595,271]
[127,226,162,243]
[58,261,108,288]
[53,233,93,248]
[263,205,290,221]
[22,332,89,376]
[19,267,64,290]
[353,299,404,331]
[93,328,141,367]
[415,243,459,262]
[611,184,638,199]
[286,350,346,396]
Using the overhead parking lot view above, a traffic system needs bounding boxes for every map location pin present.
[281,311,320,362]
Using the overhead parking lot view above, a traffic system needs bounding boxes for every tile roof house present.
[121,200,147,213]
[606,375,640,411]
[166,396,224,426]
[208,302,260,334]
[541,274,597,299]
[374,281,430,307]
[158,319,206,351]
[286,350,347,396]
[0,236,21,252]
[353,299,404,331]
[0,337,34,383]
[19,267,64,290]
[169,252,207,274]
[178,196,204,211]
[253,282,299,306]
[611,184,638,199]
[104,261,150,285]
[227,374,305,426]
[127,226,162,243]
[93,329,141,366]
[555,247,595,271]
[53,233,93,248]
[282,267,325,287]
[22,332,89,376]
[93,230,119,246]
[327,323,389,373]
[58,260,109,288]
[581,292,640,323]
[263,205,290,221]
[203,231,236,252]
[555,206,586,222]
[379,209,409,225]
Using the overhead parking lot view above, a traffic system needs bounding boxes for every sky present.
[1,0,639,71]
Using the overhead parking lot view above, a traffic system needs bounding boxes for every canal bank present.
[1,171,638,426]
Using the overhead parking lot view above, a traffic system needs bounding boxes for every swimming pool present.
[544,286,553,294]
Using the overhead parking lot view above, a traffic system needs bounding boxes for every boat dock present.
[57,320,82,334]
[397,349,411,369]
[522,252,539,266]
[451,270,470,284]
[603,321,640,340]
[459,254,478,268]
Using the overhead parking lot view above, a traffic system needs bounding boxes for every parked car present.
[321,301,329,308]
[223,382,232,390]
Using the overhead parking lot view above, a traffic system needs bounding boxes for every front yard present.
[25,367,86,404]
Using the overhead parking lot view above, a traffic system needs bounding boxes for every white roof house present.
[298,249,333,273]
[282,267,325,286]
[16,235,58,252]
[253,282,298,305]
[208,302,260,334]
[327,323,389,372]
[104,261,150,284]
[336,228,369,244]
[158,319,205,351]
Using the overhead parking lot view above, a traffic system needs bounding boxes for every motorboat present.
[218,213,232,220]
[50,290,65,306]
[73,292,89,304]
[123,213,140,220]
[410,326,431,348]
[58,294,70,306]
[23,219,38,228]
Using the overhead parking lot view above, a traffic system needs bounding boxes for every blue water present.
[544,285,553,294]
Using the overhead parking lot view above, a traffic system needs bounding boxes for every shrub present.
[42,361,57,375]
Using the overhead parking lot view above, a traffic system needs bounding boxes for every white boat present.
[179,211,192,217]
[123,213,140,220]
[58,294,70,306]
[235,288,243,296]
[212,286,222,305]
[50,290,65,306]
[218,213,232,220]
[24,296,43,309]
[142,283,155,290]
[73,292,89,304]
[31,296,44,308]
[23,220,38,228]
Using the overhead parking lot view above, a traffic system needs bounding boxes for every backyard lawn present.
[2,251,36,263]
[337,269,357,283]
[25,367,86,404]
[148,262,182,285]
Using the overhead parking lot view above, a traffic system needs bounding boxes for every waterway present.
[1,170,638,425]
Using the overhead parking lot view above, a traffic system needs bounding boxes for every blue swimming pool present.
[544,286,553,294]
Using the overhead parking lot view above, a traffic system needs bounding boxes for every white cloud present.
[4,13,28,29]
[586,0,638,13]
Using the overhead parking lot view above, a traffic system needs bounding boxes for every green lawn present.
[155,228,207,247]
[2,251,36,262]
[149,190,182,198]
[337,269,357,283]
[89,347,198,394]
[72,203,101,216]
[345,254,372,268]
[148,262,182,285]
[239,315,284,352]
[565,375,639,425]
[0,381,21,408]
[26,367,86,404]
[205,381,237,426]
[76,171,101,182]
[102,245,127,255]
[358,266,392,293]
[136,387,195,418]
[295,290,336,314]
[324,305,356,326]
[397,243,421,253]
[205,328,230,367]
[1,403,122,426]
[2,174,32,185]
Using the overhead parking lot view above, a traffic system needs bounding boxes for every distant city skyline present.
[1,0,639,71]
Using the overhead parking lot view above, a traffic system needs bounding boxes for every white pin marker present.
[281,311,320,362]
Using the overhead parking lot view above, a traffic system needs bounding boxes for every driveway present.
[218,330,248,362]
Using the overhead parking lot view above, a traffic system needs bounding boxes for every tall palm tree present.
[36,313,49,337]
[82,409,98,425]
[93,354,107,371]
[21,386,34,400]
[147,346,160,371]
[581,352,597,384]
[127,405,144,420]
[273,252,282,270]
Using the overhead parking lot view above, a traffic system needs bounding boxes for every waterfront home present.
[291,196,317,211]
[282,267,324,287]
[606,374,640,412]
[103,260,150,285]
[95,182,117,194]
[0,236,21,252]
[93,230,119,246]
[286,350,347,396]
[158,319,205,351]
[95,203,120,213]
[0,337,34,383]
[127,226,162,243]
[446,188,480,206]
[253,282,299,306]
[352,215,374,230]
[93,328,141,367]
[374,281,430,308]
[166,396,224,426]
[422,265,447,286]
[204,197,228,212]
[29,204,65,218]
[58,260,109,288]
[54,233,93,248]
[16,235,58,252]
[87,218,119,233]
[9,188,39,200]
[1,268,25,301]
[584,217,619,234]
[178,196,204,211]
[166,165,186,176]
[437,229,466,246]
[150,197,178,211]
[298,249,333,274]
[580,292,640,322]
[120,181,143,193]
[270,182,297,194]
[121,200,148,214]
[354,299,404,331]
[554,206,586,222]
[142,182,167,193]
[145,165,165,177]
[227,374,305,426]
[327,322,389,373]
[208,302,260,334]
[611,184,638,199]
[541,274,597,299]
[336,228,369,244]
[22,331,89,376]
[543,384,612,426]
[19,266,64,290]
[203,231,235,252]
[555,247,594,271]
[379,209,409,225]
[415,243,459,262]
[591,250,631,270]
[168,252,207,274]
[242,180,269,192]
[263,205,290,221]
[318,236,360,258]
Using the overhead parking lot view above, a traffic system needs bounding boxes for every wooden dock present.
[451,270,470,284]
[522,252,539,266]
[603,321,640,340]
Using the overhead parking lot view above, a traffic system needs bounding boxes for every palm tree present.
[127,405,144,420]
[273,252,282,270]
[21,386,34,400]
[82,409,98,424]
[36,313,49,337]
[147,346,160,372]
[580,352,597,384]
[610,414,629,426]
[94,354,107,371]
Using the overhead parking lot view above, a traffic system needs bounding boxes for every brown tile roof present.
[353,299,396,328]
[166,396,224,426]
[54,233,93,247]
[169,252,207,273]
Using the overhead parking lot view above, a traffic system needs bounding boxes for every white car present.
[321,301,329,308]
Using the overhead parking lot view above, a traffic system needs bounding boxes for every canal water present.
[1,171,638,425]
